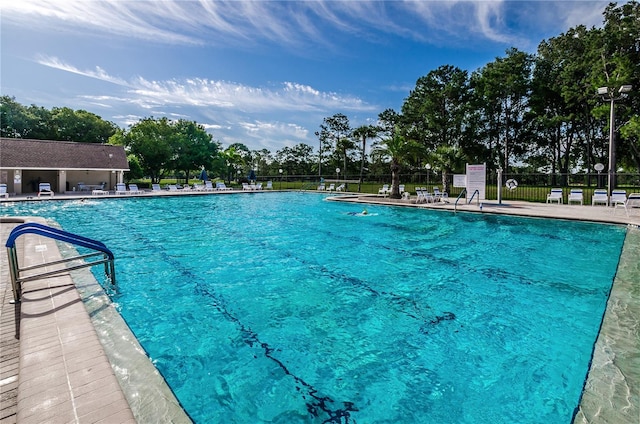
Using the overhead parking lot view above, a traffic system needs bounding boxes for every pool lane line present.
[92,208,358,424]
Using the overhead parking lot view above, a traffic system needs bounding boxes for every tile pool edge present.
[62,247,194,424]
[573,226,640,424]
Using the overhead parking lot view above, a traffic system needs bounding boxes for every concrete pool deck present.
[1,190,638,423]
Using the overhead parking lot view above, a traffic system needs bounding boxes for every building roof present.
[0,138,129,170]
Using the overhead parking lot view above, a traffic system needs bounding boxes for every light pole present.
[425,164,431,187]
[597,85,632,204]
[279,168,283,190]
[336,167,340,181]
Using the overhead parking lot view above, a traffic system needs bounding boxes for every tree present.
[124,117,175,183]
[50,107,117,143]
[471,49,534,173]
[352,124,380,191]
[371,128,419,199]
[431,145,466,194]
[315,113,351,177]
[171,120,218,183]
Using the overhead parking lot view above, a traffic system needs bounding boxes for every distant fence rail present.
[256,172,640,202]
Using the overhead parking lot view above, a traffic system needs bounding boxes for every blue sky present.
[1,1,608,152]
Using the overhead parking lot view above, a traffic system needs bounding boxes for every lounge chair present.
[38,182,54,197]
[378,184,389,196]
[115,183,128,195]
[0,183,9,199]
[567,189,583,205]
[204,181,215,191]
[614,193,640,217]
[151,183,163,193]
[242,183,252,191]
[610,190,627,207]
[591,189,608,206]
[399,184,405,195]
[336,184,345,192]
[167,184,178,192]
[216,182,232,191]
[317,184,325,191]
[128,184,144,194]
[433,187,448,202]
[266,181,273,190]
[327,184,335,192]
[77,182,88,191]
[546,188,563,204]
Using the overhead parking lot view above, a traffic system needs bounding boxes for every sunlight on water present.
[2,193,626,423]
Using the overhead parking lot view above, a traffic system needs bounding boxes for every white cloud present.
[4,0,606,52]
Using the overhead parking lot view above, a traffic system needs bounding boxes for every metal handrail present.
[468,189,481,205]
[5,223,116,303]
[454,189,467,212]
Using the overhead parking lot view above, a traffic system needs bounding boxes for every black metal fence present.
[259,172,640,203]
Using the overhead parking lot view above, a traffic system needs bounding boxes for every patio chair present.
[115,183,128,195]
[317,184,325,191]
[151,183,163,193]
[399,184,405,195]
[167,184,178,192]
[204,181,215,191]
[327,183,335,192]
[266,181,273,190]
[591,189,608,206]
[546,188,563,204]
[128,184,144,194]
[567,189,583,205]
[216,182,232,191]
[38,182,54,197]
[610,190,627,207]
[614,193,640,217]
[0,183,9,199]
[378,184,389,196]
[336,184,345,192]
[433,187,449,202]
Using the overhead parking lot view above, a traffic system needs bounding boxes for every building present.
[0,138,129,194]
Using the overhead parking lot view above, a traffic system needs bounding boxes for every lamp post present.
[279,168,283,190]
[336,167,340,181]
[597,85,632,205]
[425,164,431,187]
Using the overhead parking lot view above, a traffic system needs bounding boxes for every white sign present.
[453,174,466,188]
[465,163,486,200]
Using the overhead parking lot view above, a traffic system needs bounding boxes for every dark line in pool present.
[96,209,357,423]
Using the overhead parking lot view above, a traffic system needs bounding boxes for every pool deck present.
[1,190,638,423]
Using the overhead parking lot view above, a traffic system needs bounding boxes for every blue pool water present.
[3,193,627,423]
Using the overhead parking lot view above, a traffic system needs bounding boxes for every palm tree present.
[352,125,379,192]
[431,145,466,194]
[372,129,418,199]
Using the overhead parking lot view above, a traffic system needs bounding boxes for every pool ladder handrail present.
[454,189,480,212]
[5,222,116,303]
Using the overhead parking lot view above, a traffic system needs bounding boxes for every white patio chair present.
[38,182,54,197]
[614,193,640,217]
[327,183,335,192]
[546,188,563,204]
[128,184,144,194]
[378,184,389,196]
[591,189,608,206]
[266,181,273,190]
[610,190,627,207]
[567,189,583,205]
[115,183,128,195]
[336,184,345,192]
[0,183,9,199]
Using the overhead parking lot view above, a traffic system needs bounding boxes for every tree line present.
[1,2,638,196]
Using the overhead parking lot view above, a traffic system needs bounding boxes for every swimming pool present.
[3,193,627,423]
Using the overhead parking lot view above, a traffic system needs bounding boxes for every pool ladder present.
[5,222,116,303]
